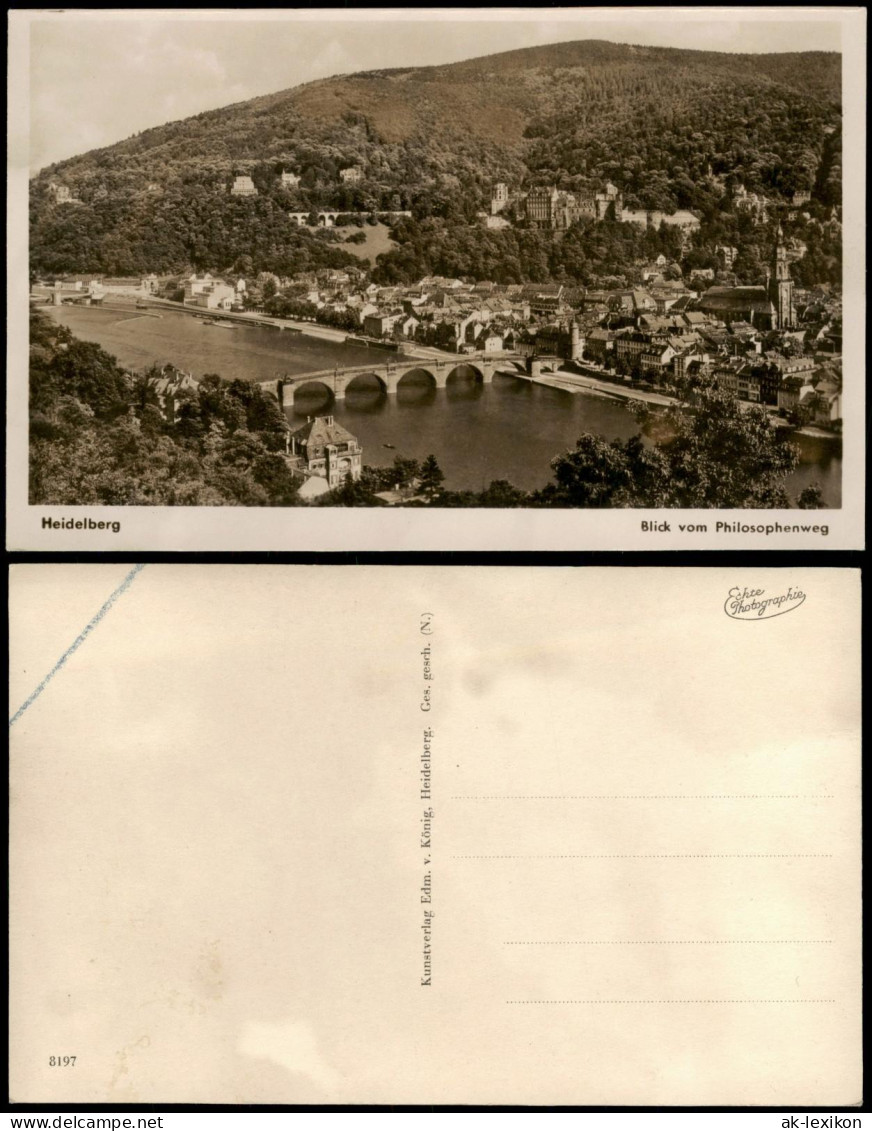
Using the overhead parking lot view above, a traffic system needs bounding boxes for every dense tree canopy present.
[370,203,841,288]
[31,40,841,281]
[29,311,300,506]
[536,376,802,508]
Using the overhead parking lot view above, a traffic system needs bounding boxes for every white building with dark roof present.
[230,175,258,197]
[287,415,362,490]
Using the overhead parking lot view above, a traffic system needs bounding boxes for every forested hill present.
[30,39,841,277]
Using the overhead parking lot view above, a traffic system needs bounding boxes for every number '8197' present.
[49,1056,77,1066]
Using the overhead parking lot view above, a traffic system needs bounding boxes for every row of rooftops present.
[281,269,842,357]
[585,317,840,370]
[46,266,840,317]
[42,267,840,355]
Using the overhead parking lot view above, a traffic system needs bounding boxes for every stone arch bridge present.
[275,353,529,409]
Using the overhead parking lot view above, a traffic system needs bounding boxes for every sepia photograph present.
[7,8,866,549]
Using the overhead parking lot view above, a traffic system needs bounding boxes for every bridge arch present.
[345,371,389,395]
[397,367,437,389]
[446,362,485,384]
[288,379,335,411]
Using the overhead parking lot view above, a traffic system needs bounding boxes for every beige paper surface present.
[8,565,862,1104]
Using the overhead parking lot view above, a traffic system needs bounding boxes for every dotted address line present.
[507,999,836,1005]
[504,939,833,945]
[451,795,834,800]
[452,853,832,859]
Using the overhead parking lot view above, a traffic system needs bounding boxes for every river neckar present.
[44,303,842,505]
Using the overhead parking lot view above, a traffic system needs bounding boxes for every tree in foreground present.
[537,434,668,508]
[540,374,802,508]
[28,311,302,507]
[319,471,383,507]
[796,484,826,509]
[419,454,445,501]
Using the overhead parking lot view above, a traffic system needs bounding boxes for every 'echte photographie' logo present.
[724,585,806,621]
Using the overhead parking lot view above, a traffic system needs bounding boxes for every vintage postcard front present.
[8,566,862,1104]
[5,7,866,550]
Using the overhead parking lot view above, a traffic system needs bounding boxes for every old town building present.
[287,415,362,490]
[699,227,795,330]
[230,175,258,197]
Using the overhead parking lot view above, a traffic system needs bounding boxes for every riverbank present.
[41,300,418,385]
[512,366,676,407]
[142,295,350,342]
[39,301,842,504]
[772,418,842,442]
[532,362,842,443]
[139,295,458,361]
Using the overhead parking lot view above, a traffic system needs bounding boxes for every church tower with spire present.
[768,224,795,329]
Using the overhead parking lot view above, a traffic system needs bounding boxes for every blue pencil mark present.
[9,564,146,729]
